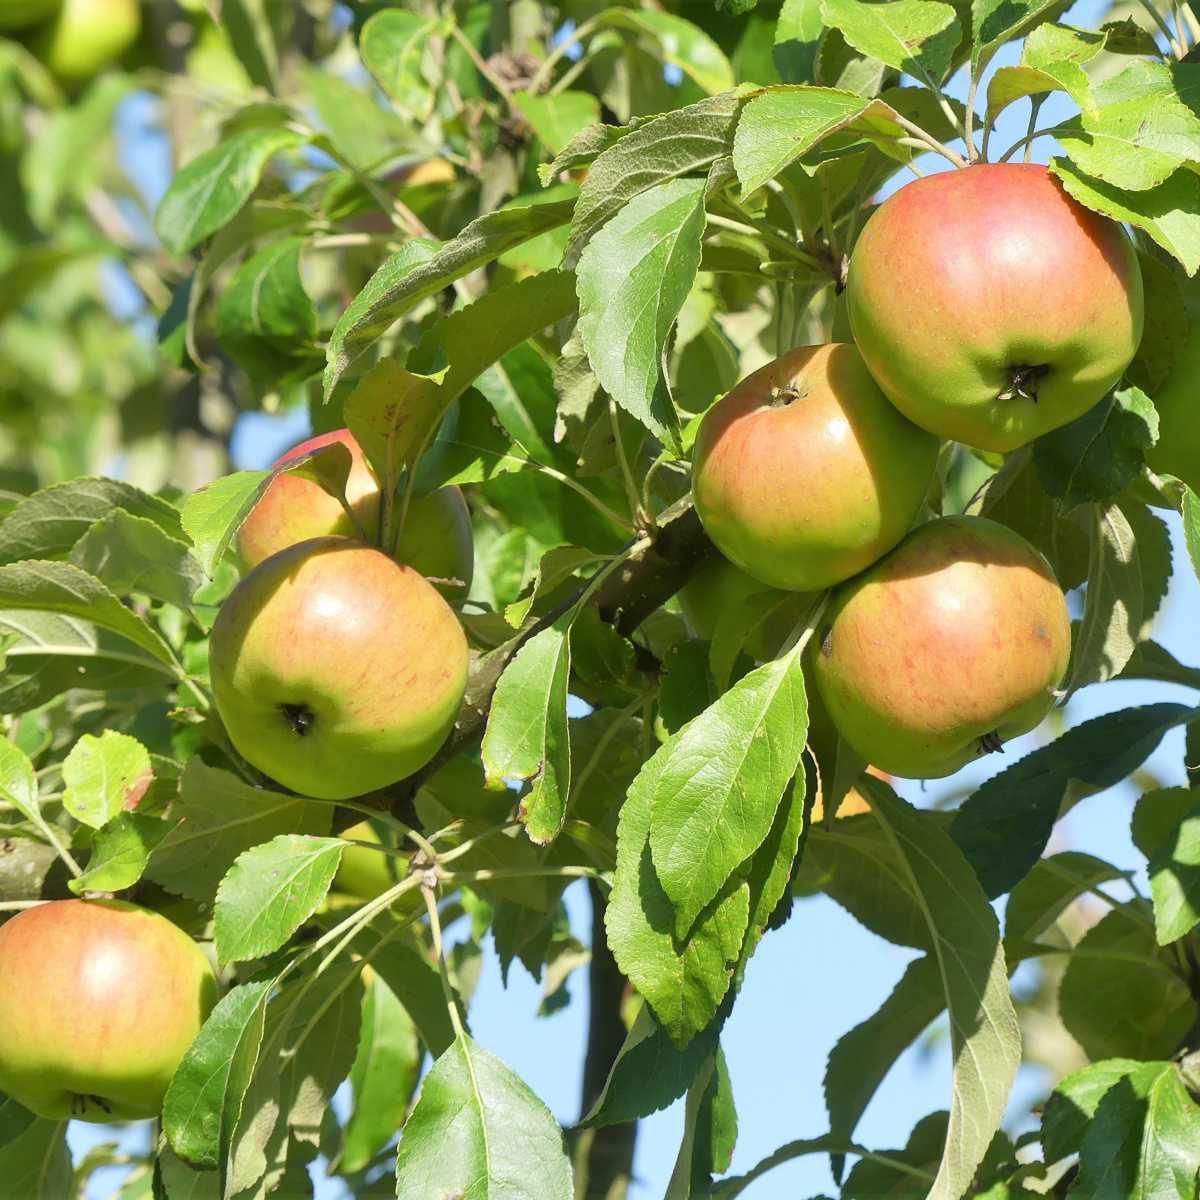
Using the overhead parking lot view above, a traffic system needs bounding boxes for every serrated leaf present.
[323,206,574,397]
[155,128,306,257]
[215,835,344,964]
[647,640,810,940]
[1142,793,1200,944]
[0,1116,70,1199]
[1059,909,1196,1060]
[394,1034,572,1200]
[1183,487,1200,581]
[0,477,183,566]
[147,760,332,902]
[984,24,1104,125]
[822,0,961,87]
[855,777,1021,1200]
[180,470,270,575]
[359,7,438,117]
[973,0,1068,71]
[512,89,602,155]
[952,704,1200,899]
[163,980,272,1170]
[0,739,38,823]
[480,622,572,844]
[70,813,166,894]
[774,0,825,84]
[1051,158,1200,277]
[61,730,152,829]
[1042,1058,1142,1164]
[565,90,743,266]
[1004,850,1125,949]
[577,177,703,447]
[68,510,204,612]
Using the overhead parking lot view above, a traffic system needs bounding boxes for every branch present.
[376,505,716,823]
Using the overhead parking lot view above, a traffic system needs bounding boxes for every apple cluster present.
[209,429,474,801]
[690,163,1145,779]
[0,0,141,88]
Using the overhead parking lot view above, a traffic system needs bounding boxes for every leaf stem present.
[449,864,606,885]
[423,884,468,1041]
[609,398,650,530]
[997,123,1070,163]
[1022,95,1047,164]
[527,16,601,93]
[964,71,980,162]
[891,114,968,169]
[706,212,829,273]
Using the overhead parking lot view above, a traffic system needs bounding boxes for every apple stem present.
[964,74,980,163]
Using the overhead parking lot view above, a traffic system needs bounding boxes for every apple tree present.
[1,1,1199,1197]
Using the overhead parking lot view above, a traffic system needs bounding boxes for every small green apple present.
[847,163,1143,452]
[335,820,408,899]
[692,342,939,592]
[0,899,217,1122]
[210,537,469,801]
[31,0,140,86]
[813,515,1071,779]
[236,428,474,604]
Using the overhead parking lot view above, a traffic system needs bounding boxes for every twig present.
[891,113,968,169]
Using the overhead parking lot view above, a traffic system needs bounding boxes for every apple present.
[237,428,474,604]
[1146,323,1200,494]
[31,0,140,86]
[210,536,469,800]
[813,515,1070,779]
[692,342,939,592]
[0,899,217,1122]
[846,163,1144,453]
[677,558,810,661]
[335,820,408,899]
[0,0,58,31]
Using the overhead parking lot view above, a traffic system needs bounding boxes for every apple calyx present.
[74,1093,112,1118]
[997,363,1050,404]
[280,702,316,737]
[768,382,808,408]
[978,729,1005,755]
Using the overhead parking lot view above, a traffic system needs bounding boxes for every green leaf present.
[606,747,750,1045]
[0,477,183,566]
[512,89,602,155]
[821,0,961,87]
[775,0,825,83]
[0,739,38,824]
[480,622,573,845]
[984,24,1104,126]
[359,7,438,117]
[603,10,736,95]
[394,1034,572,1200]
[221,0,279,92]
[155,128,306,257]
[854,776,1021,1200]
[1059,501,1142,696]
[665,1055,718,1200]
[341,970,421,1174]
[1042,1058,1142,1164]
[1074,1062,1200,1198]
[1058,909,1196,1060]
[972,0,1068,72]
[61,730,152,829]
[305,69,414,173]
[1035,389,1158,511]
[1051,157,1200,277]
[215,835,344,965]
[147,760,332,902]
[504,547,598,627]
[950,703,1200,898]
[163,980,272,1170]
[68,510,204,613]
[1004,850,1125,950]
[824,955,944,1159]
[732,87,901,196]
[1142,794,1200,944]
[323,205,574,397]
[1058,62,1200,193]
[180,469,270,575]
[647,640,810,940]
[582,1004,720,1128]
[0,1117,70,1199]
[1184,487,1200,581]
[69,812,166,895]
[1121,639,1200,690]
[216,237,321,389]
[565,90,743,267]
[577,177,703,447]
[0,560,178,670]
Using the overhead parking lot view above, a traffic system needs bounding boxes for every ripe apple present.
[846,163,1144,453]
[31,0,141,86]
[0,0,58,31]
[0,899,217,1122]
[677,558,810,660]
[210,537,469,800]
[1146,323,1200,494]
[335,820,408,899]
[813,515,1070,779]
[236,428,474,604]
[692,343,939,592]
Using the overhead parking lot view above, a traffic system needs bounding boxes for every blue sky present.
[69,0,1200,1195]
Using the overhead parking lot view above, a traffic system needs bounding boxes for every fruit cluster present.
[0,0,141,87]
[210,428,474,801]
[690,163,1144,779]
